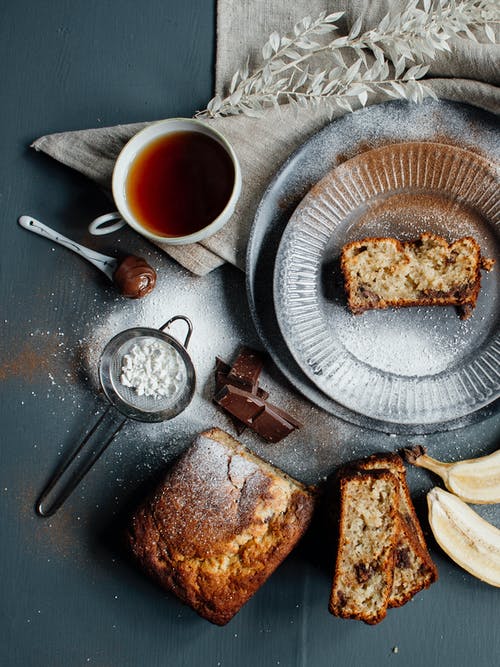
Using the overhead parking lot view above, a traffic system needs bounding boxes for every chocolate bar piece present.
[215,373,247,435]
[215,358,269,435]
[215,386,300,444]
[267,404,303,429]
[215,358,247,434]
[214,385,266,423]
[215,357,231,375]
[214,352,301,444]
[226,347,264,392]
[251,404,296,443]
[216,370,269,401]
[214,368,252,435]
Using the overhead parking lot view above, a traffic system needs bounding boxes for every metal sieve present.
[36,315,195,517]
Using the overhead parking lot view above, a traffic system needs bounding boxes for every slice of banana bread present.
[128,428,315,625]
[354,453,437,607]
[329,470,399,624]
[341,233,494,319]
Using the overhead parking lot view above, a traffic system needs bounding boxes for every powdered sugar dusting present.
[13,101,500,534]
[228,451,259,489]
[190,435,258,491]
[337,307,477,376]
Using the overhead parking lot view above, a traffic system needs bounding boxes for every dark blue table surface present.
[1,2,499,666]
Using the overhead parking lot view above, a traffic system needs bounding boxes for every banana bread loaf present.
[128,428,315,625]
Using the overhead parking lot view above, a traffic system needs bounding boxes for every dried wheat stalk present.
[196,0,499,119]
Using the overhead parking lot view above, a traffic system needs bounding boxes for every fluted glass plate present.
[274,142,500,424]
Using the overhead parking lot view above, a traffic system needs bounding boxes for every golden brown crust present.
[329,470,399,625]
[340,233,491,319]
[128,428,315,625]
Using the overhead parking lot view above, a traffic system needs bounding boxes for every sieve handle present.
[35,407,127,517]
[160,315,193,348]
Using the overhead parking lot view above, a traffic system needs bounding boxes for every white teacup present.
[89,118,242,245]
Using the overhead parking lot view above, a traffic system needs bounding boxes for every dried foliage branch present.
[196,0,499,119]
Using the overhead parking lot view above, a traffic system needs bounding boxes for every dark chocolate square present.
[226,347,264,392]
[250,405,295,443]
[214,385,266,423]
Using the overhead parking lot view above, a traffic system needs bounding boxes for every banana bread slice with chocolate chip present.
[128,428,315,625]
[354,453,437,607]
[329,470,399,625]
[341,233,494,319]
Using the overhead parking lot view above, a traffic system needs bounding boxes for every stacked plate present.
[247,100,500,435]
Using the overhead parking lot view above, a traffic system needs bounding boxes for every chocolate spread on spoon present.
[113,255,157,298]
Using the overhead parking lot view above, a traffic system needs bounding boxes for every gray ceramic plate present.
[273,141,500,425]
[246,99,500,434]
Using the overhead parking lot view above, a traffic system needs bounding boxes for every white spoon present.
[18,215,157,298]
[19,215,118,280]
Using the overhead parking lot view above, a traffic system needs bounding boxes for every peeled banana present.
[427,487,500,587]
[404,446,500,504]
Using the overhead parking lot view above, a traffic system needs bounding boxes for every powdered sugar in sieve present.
[120,338,186,399]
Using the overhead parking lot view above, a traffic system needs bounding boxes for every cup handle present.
[89,212,126,236]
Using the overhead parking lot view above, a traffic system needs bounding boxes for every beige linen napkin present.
[32,0,500,276]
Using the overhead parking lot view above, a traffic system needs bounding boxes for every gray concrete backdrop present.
[1,2,499,666]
